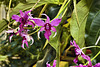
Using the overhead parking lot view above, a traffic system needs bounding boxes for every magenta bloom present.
[71,64,87,67]
[21,33,34,48]
[6,29,34,49]
[6,30,15,42]
[46,60,56,67]
[93,63,100,67]
[32,14,61,40]
[70,40,92,66]
[12,10,35,32]
[72,63,100,67]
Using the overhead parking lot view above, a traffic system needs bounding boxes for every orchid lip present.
[44,23,51,31]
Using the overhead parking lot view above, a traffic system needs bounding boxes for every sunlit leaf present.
[10,3,45,18]
[85,0,100,62]
[0,19,8,33]
[70,0,93,48]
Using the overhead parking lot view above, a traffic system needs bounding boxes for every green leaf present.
[26,0,62,4]
[85,0,100,62]
[0,19,8,33]
[70,0,93,48]
[10,3,45,18]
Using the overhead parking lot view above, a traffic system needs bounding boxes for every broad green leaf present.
[70,0,93,48]
[10,3,45,18]
[26,0,62,4]
[85,0,100,62]
[0,19,8,33]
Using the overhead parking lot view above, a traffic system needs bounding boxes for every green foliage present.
[70,0,93,48]
[10,3,44,18]
[0,0,100,67]
[26,0,62,4]
[0,19,8,33]
[85,0,100,62]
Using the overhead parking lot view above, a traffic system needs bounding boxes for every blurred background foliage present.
[0,0,100,67]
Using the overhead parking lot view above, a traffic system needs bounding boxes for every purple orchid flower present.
[12,10,35,32]
[93,63,100,67]
[70,40,92,67]
[70,64,87,67]
[6,29,34,49]
[72,62,100,67]
[32,14,61,40]
[46,60,56,67]
[6,30,15,42]
[21,33,34,48]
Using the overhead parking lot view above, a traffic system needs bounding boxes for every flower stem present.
[84,51,100,65]
[56,43,60,67]
[38,4,48,18]
[55,0,71,18]
[31,0,40,10]
[29,27,40,35]
[91,51,100,61]
[81,46,100,50]
[7,0,12,28]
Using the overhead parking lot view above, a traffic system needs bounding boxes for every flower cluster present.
[7,10,61,48]
[46,60,56,67]
[70,40,100,67]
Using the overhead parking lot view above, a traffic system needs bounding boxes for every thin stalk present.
[31,0,40,11]
[38,4,48,18]
[62,6,68,17]
[55,0,71,18]
[91,51,100,61]
[56,42,60,67]
[81,46,100,50]
[29,28,40,35]
[7,0,12,28]
[95,35,100,45]
[64,45,73,56]
[84,51,100,65]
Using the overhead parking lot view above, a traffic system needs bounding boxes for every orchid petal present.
[51,27,56,32]
[27,21,35,28]
[40,27,45,31]
[19,10,24,17]
[51,18,61,26]
[21,40,25,48]
[42,14,50,23]
[9,34,13,42]
[53,60,56,67]
[73,56,78,64]
[44,30,51,40]
[94,63,100,67]
[70,41,73,45]
[25,10,31,15]
[12,15,20,22]
[46,62,51,67]
[25,40,28,47]
[81,54,90,61]
[73,40,79,48]
[32,18,45,26]
[38,31,41,39]
[6,30,14,33]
